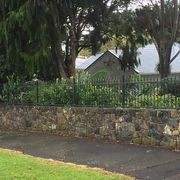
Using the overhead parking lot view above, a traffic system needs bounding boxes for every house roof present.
[77,53,103,70]
[136,44,180,74]
[76,44,180,74]
[77,50,123,70]
[75,57,87,69]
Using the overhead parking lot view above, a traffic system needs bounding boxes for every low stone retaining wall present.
[0,105,179,149]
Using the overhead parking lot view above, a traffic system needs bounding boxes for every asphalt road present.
[0,131,179,180]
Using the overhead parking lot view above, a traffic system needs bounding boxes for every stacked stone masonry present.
[0,105,179,149]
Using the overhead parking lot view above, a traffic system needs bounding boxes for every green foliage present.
[0,73,179,109]
[76,72,120,106]
[37,81,73,105]
[1,75,21,103]
[20,80,120,107]
[8,78,74,105]
[129,94,180,108]
[0,0,120,80]
[0,0,56,81]
[4,72,120,106]
[77,82,120,106]
[103,9,150,70]
[91,69,112,80]
[126,75,154,97]
[78,49,91,57]
[125,75,180,108]
[160,77,180,96]
[75,71,92,82]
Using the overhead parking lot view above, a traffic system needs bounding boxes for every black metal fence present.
[0,76,180,109]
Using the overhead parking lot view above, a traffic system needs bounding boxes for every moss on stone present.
[150,137,160,146]
[142,137,151,145]
[132,138,142,144]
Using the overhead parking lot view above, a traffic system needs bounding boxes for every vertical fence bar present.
[76,78,79,106]
[15,83,18,104]
[72,77,76,106]
[7,83,10,104]
[36,81,39,105]
[122,75,125,108]
[2,75,179,109]
[175,77,177,108]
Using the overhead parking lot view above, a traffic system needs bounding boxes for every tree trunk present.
[66,14,77,77]
[157,0,179,79]
[158,42,173,79]
[51,40,68,79]
[48,1,68,79]
[56,47,68,79]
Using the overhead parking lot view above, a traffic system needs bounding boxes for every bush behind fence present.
[0,76,180,109]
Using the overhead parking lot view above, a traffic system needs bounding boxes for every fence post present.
[122,75,125,108]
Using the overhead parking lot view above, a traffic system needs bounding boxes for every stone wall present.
[0,105,179,149]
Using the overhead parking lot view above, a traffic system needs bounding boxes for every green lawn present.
[0,149,133,180]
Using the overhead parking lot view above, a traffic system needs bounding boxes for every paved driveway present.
[0,131,179,180]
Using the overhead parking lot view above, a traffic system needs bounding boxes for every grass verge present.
[0,148,134,180]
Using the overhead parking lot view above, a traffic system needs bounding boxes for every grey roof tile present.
[77,53,103,70]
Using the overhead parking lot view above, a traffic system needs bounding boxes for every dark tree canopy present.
[0,0,122,81]
[0,0,179,82]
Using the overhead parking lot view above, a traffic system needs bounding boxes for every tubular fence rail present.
[0,76,180,109]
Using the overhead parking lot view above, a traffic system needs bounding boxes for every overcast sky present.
[129,0,160,9]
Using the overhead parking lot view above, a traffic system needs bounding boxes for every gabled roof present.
[75,57,87,69]
[108,49,123,58]
[77,52,104,70]
[77,44,180,74]
[77,50,122,70]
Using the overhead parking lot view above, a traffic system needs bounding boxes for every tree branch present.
[169,0,179,48]
[169,49,180,64]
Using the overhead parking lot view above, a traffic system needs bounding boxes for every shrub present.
[91,69,112,80]
[1,73,180,108]
[20,79,120,106]
[21,81,73,105]
[125,75,154,98]
[128,94,180,108]
[160,77,180,96]
[77,82,120,106]
[1,75,22,103]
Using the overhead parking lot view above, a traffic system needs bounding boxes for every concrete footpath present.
[0,131,179,180]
